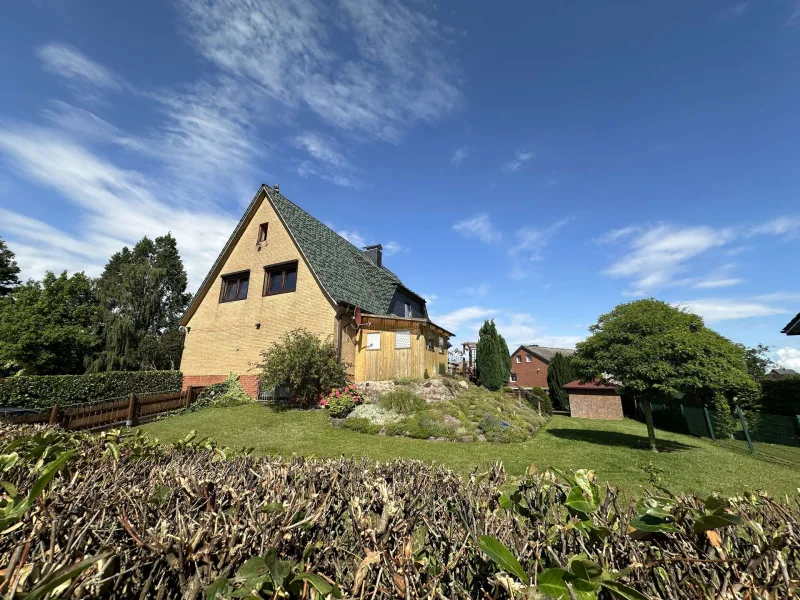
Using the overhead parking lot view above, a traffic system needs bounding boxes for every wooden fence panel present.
[138,391,185,417]
[65,398,130,430]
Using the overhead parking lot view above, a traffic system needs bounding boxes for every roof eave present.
[782,313,800,335]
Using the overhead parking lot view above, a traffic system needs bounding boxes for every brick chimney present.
[363,244,383,268]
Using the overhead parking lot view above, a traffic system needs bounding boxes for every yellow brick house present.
[180,184,453,397]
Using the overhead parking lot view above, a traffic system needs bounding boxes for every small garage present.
[563,379,623,420]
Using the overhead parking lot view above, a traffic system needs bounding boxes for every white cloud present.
[452,213,502,244]
[421,293,438,305]
[430,306,499,334]
[291,131,360,187]
[753,292,800,302]
[502,150,535,172]
[36,43,124,100]
[676,298,790,322]
[461,283,490,298]
[383,241,402,256]
[775,347,800,371]
[595,226,641,244]
[604,225,734,293]
[510,218,571,261]
[692,277,743,289]
[450,146,468,166]
[337,230,369,248]
[717,1,749,21]
[176,0,463,142]
[751,215,800,237]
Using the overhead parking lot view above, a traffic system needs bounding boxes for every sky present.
[1,0,800,370]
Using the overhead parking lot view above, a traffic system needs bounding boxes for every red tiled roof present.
[562,379,617,391]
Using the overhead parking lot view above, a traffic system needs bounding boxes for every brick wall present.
[569,392,623,420]
[183,374,261,399]
[180,191,338,379]
[510,349,549,388]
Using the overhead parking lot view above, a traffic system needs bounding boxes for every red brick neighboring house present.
[509,345,575,388]
[563,379,622,420]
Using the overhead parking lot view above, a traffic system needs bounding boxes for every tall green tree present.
[476,320,508,391]
[90,233,191,371]
[547,352,576,410]
[0,237,21,297]
[739,344,773,383]
[0,271,101,374]
[572,299,759,451]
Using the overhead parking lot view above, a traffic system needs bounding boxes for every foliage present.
[324,385,362,418]
[0,236,20,297]
[547,352,576,410]
[573,299,760,449]
[347,403,402,425]
[741,343,773,383]
[524,387,553,415]
[89,233,191,372]
[476,320,509,391]
[258,329,348,405]
[761,375,800,416]
[423,368,429,379]
[2,424,798,599]
[439,361,446,375]
[135,328,186,371]
[340,416,382,434]
[378,387,426,414]
[0,271,101,375]
[0,370,182,409]
[184,374,254,413]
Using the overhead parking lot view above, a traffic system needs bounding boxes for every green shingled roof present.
[266,187,409,315]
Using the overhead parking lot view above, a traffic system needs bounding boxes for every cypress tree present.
[476,320,507,391]
[547,352,575,410]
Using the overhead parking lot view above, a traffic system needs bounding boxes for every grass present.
[139,404,800,498]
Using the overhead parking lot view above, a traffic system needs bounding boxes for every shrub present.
[438,362,446,375]
[423,368,430,379]
[327,395,355,418]
[189,374,254,411]
[0,370,182,409]
[761,376,800,415]
[348,403,402,425]
[257,329,347,406]
[341,417,381,434]
[379,387,426,414]
[525,387,553,415]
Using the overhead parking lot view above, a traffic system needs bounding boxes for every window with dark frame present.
[404,301,412,317]
[264,261,298,296]
[220,271,250,303]
[510,373,517,382]
[257,223,269,244]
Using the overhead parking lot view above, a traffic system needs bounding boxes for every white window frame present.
[516,355,521,363]
[395,330,411,349]
[525,355,532,363]
[510,373,517,382]
[438,336,444,354]
[366,332,381,351]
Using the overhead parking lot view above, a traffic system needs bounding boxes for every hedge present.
[0,370,182,409]
[761,375,800,416]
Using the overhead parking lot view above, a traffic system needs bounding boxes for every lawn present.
[139,404,800,498]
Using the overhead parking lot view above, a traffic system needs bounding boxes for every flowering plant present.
[323,384,362,418]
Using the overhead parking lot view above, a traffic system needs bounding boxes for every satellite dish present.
[354,307,362,327]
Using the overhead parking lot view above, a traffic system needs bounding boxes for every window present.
[366,332,381,350]
[220,271,249,302]
[264,261,298,296]
[525,355,531,363]
[510,373,517,382]
[427,336,434,351]
[257,223,269,244]
[395,330,411,349]
[516,355,522,363]
[404,301,412,318]
[438,336,444,354]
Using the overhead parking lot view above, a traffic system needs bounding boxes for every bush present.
[525,387,553,415]
[348,403,402,425]
[761,376,800,415]
[438,362,446,375]
[188,374,254,411]
[0,370,182,409]
[379,387,426,414]
[327,395,356,418]
[257,329,347,405]
[423,368,430,379]
[341,417,381,434]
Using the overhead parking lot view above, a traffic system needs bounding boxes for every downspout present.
[335,305,348,363]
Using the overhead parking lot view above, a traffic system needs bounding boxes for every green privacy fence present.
[635,401,800,467]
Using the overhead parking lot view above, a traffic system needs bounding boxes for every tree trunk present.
[643,398,657,452]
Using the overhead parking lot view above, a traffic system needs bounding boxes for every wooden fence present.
[2,387,199,431]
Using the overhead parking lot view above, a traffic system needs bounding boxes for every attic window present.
[404,301,412,318]
[516,355,522,363]
[264,261,298,295]
[257,223,269,244]
[525,355,531,363]
[220,271,249,303]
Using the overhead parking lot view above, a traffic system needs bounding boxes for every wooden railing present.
[2,387,200,431]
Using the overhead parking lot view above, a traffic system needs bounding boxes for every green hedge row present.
[761,376,800,416]
[0,371,183,409]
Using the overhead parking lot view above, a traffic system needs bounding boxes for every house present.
[179,184,453,397]
[462,342,477,370]
[782,313,800,336]
[563,379,623,420]
[768,368,799,380]
[509,345,575,388]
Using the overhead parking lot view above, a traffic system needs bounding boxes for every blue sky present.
[1,0,800,369]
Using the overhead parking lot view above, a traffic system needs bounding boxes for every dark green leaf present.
[479,535,529,584]
[260,502,285,514]
[537,568,570,599]
[601,580,651,600]
[693,513,743,533]
[22,550,112,600]
[296,573,336,596]
[205,578,230,599]
[629,514,678,534]
[236,557,267,580]
[569,557,604,583]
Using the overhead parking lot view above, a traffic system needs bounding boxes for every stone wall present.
[569,392,623,420]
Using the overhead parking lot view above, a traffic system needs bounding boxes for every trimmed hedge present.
[0,371,182,409]
[761,375,800,416]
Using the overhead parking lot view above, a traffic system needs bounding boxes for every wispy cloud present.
[36,43,124,100]
[751,215,800,237]
[452,213,502,244]
[383,241,402,256]
[789,0,800,25]
[450,146,468,166]
[595,226,641,244]
[692,277,743,289]
[291,130,360,187]
[677,298,790,322]
[176,0,463,142]
[502,150,534,172]
[461,283,490,298]
[510,218,572,260]
[337,230,369,248]
[753,292,800,302]
[717,1,749,21]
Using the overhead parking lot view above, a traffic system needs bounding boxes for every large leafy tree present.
[740,344,773,383]
[90,233,191,371]
[572,299,759,451]
[547,352,576,410]
[476,320,509,391]
[0,237,21,297]
[0,271,101,374]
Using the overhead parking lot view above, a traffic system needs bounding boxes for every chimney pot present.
[274,183,280,192]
